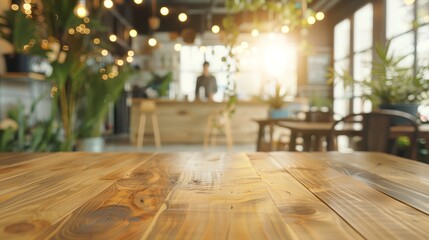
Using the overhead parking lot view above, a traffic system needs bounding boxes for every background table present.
[1,152,429,239]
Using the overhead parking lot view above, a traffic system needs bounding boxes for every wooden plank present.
[0,153,50,167]
[317,152,429,214]
[271,152,429,240]
[0,152,151,240]
[35,152,192,240]
[142,153,295,239]
[247,152,363,239]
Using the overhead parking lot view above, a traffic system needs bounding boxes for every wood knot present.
[4,220,49,234]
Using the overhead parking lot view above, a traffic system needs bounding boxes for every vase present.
[269,108,290,119]
[76,137,105,152]
[379,103,419,124]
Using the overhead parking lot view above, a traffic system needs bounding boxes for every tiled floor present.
[104,135,255,152]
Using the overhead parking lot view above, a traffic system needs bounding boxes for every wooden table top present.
[1,152,429,239]
[277,121,429,136]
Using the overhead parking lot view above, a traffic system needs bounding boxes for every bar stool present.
[136,100,161,148]
[204,109,233,150]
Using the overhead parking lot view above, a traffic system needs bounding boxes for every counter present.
[130,99,269,144]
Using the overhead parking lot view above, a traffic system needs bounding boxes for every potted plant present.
[267,82,290,119]
[0,7,45,73]
[76,62,134,152]
[331,40,429,117]
[4,0,130,151]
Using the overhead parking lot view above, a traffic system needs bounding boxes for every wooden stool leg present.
[137,114,146,148]
[224,112,233,150]
[151,113,161,148]
[204,114,213,149]
[211,126,217,147]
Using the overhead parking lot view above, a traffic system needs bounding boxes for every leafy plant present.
[330,40,429,106]
[4,0,129,150]
[0,102,61,152]
[77,63,134,138]
[267,82,288,109]
[145,72,173,97]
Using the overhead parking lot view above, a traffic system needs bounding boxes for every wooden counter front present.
[130,99,269,144]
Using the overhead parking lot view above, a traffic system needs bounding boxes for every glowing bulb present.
[23,3,31,10]
[251,29,259,37]
[129,29,138,37]
[109,34,117,42]
[178,13,188,22]
[199,46,207,53]
[11,4,19,11]
[104,0,113,9]
[126,56,134,63]
[116,59,124,66]
[101,49,109,56]
[211,25,220,33]
[307,16,316,25]
[134,0,143,4]
[128,50,135,57]
[102,74,109,80]
[93,38,100,44]
[74,1,88,18]
[281,25,290,33]
[160,7,169,16]
[148,37,157,46]
[403,0,415,5]
[316,12,325,21]
[174,43,182,51]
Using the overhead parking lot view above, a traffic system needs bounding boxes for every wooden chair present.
[136,100,161,148]
[204,109,233,150]
[329,109,420,159]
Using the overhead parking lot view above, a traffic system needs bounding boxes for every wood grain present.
[0,153,152,240]
[36,153,192,240]
[247,152,363,239]
[1,152,429,239]
[144,152,316,239]
[318,152,429,214]
[271,152,429,240]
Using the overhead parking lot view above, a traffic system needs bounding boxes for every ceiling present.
[112,0,342,35]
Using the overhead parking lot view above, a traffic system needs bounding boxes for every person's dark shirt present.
[195,74,217,100]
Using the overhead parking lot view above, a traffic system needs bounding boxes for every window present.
[179,34,298,102]
[333,3,373,117]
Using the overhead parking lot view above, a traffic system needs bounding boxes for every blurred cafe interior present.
[0,0,428,161]
[2,1,429,239]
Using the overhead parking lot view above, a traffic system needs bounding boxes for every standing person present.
[195,61,217,101]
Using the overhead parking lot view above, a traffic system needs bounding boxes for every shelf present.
[0,72,46,81]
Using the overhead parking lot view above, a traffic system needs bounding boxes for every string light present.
[127,50,135,57]
[134,0,143,4]
[109,34,117,42]
[104,0,113,9]
[281,25,290,33]
[251,29,259,37]
[307,16,316,25]
[101,49,109,56]
[93,38,101,44]
[211,25,220,34]
[11,4,19,11]
[148,37,157,46]
[126,56,134,63]
[174,43,182,51]
[116,59,124,66]
[160,7,169,16]
[178,13,188,22]
[315,12,325,21]
[74,0,88,18]
[129,29,138,38]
